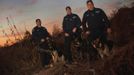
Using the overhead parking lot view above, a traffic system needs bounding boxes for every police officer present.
[32,19,51,67]
[62,6,81,64]
[32,19,50,44]
[82,0,113,59]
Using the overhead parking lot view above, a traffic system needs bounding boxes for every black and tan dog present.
[80,32,110,61]
[37,38,64,68]
[91,38,110,59]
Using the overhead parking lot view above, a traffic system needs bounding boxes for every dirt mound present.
[96,6,134,75]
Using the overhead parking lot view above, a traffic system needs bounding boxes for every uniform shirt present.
[82,8,110,33]
[62,13,81,34]
[32,26,50,43]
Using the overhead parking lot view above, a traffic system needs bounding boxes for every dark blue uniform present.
[82,8,110,33]
[62,13,81,63]
[82,8,110,42]
[82,8,113,60]
[63,14,81,34]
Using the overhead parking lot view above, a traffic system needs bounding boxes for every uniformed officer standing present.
[62,6,81,64]
[82,0,113,59]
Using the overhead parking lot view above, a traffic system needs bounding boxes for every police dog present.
[38,39,64,68]
[80,32,110,60]
[91,38,110,59]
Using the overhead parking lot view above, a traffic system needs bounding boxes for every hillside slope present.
[0,6,134,75]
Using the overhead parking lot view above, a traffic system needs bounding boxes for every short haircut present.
[36,19,41,22]
[66,6,71,10]
[87,0,93,4]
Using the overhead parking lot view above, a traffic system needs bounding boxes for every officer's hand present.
[46,37,49,40]
[72,27,77,33]
[41,39,45,42]
[65,33,69,37]
[107,28,112,34]
[86,31,90,35]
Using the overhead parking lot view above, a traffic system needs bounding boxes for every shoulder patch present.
[72,15,77,19]
[85,11,89,17]
[95,10,101,14]
[86,14,89,17]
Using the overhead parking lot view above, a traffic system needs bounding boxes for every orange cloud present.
[0,34,24,46]
[0,37,6,46]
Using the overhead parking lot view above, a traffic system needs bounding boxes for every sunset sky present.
[0,0,133,46]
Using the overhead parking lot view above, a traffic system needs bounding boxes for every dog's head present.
[92,38,102,48]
